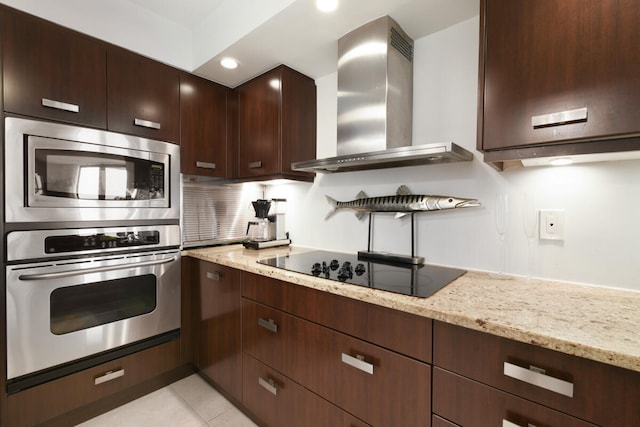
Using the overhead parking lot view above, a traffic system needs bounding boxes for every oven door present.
[6,250,180,380]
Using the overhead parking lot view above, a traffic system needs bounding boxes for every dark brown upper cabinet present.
[235,65,316,181]
[478,0,640,169]
[107,46,180,143]
[2,7,107,128]
[180,74,229,177]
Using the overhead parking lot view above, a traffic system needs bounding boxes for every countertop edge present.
[183,245,640,374]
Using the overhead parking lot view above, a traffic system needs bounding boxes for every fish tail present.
[325,195,338,220]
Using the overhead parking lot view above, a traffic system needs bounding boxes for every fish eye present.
[448,198,453,203]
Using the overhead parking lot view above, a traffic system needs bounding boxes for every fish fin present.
[394,212,409,219]
[396,185,412,196]
[355,211,367,221]
[325,195,338,220]
[355,190,368,199]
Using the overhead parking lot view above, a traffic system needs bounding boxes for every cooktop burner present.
[258,250,466,298]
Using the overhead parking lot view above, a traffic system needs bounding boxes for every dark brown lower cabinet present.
[433,368,597,427]
[432,415,458,427]
[243,354,368,426]
[7,340,181,427]
[194,260,242,401]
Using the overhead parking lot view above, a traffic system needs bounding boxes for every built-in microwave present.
[4,117,180,224]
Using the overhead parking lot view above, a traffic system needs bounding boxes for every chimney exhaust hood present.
[292,15,472,174]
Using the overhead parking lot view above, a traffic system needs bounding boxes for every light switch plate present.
[539,210,565,241]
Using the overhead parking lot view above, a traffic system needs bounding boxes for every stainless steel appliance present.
[5,225,181,392]
[243,199,291,249]
[4,117,180,224]
[258,250,466,298]
[292,15,473,173]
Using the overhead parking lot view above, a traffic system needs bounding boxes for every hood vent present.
[292,15,472,174]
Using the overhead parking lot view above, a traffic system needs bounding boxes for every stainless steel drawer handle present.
[42,98,80,113]
[341,353,374,375]
[206,271,220,281]
[258,318,278,333]
[134,118,161,130]
[248,161,263,169]
[196,161,216,169]
[531,107,587,128]
[94,368,125,385]
[258,377,278,396]
[503,362,574,397]
[502,420,537,427]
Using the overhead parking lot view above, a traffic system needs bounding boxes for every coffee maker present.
[243,198,291,249]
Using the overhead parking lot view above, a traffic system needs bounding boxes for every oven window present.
[50,275,157,335]
[34,149,165,201]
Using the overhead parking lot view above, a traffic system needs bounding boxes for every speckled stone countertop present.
[183,244,640,373]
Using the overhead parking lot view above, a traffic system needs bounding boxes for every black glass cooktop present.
[257,250,466,298]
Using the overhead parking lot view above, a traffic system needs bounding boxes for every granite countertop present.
[183,244,640,373]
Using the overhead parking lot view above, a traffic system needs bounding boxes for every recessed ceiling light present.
[220,57,238,69]
[316,0,338,12]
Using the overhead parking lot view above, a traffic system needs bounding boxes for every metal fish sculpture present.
[325,185,480,220]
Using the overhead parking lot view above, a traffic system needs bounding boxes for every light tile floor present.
[77,374,257,427]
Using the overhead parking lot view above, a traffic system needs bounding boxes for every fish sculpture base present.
[358,250,425,266]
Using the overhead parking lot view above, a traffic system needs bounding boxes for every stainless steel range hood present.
[292,15,472,174]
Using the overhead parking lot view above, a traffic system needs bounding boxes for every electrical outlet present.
[539,210,565,241]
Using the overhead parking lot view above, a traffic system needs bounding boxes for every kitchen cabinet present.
[107,46,180,143]
[1,6,107,128]
[193,260,242,401]
[478,0,640,168]
[180,74,230,177]
[7,340,180,427]
[242,272,431,426]
[235,65,316,181]
[433,321,640,426]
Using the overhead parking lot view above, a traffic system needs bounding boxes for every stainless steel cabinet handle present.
[18,256,177,281]
[42,98,80,113]
[341,353,374,375]
[531,107,587,128]
[258,318,278,333]
[502,420,537,427]
[196,161,216,169]
[134,118,161,130]
[94,368,125,385]
[503,362,574,397]
[258,377,278,395]
[248,161,263,169]
[206,271,220,281]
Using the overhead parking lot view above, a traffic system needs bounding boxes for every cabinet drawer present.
[242,354,369,427]
[242,272,432,363]
[289,315,431,427]
[434,321,640,426]
[8,340,180,427]
[242,299,289,373]
[432,415,459,427]
[433,368,596,427]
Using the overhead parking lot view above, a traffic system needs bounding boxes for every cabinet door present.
[195,261,242,400]
[434,321,640,427]
[236,65,316,180]
[180,74,229,177]
[236,67,281,177]
[480,0,640,150]
[7,340,180,427]
[107,47,180,142]
[433,368,597,427]
[2,8,107,127]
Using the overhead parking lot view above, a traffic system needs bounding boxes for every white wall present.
[268,16,640,292]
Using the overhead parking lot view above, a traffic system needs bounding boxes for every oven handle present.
[17,256,177,281]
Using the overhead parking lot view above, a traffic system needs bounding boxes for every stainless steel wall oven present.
[3,117,183,393]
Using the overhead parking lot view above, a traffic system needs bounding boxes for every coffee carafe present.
[246,199,271,242]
